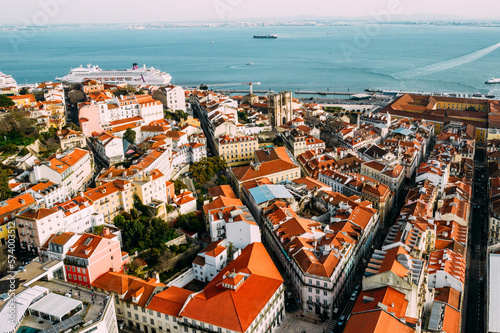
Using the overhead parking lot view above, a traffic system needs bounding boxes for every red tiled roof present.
[344,309,415,333]
[92,271,165,307]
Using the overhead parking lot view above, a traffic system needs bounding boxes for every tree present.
[123,128,136,144]
[19,87,30,95]
[92,225,104,235]
[0,95,14,108]
[0,167,13,200]
[176,212,205,233]
[113,214,177,253]
[173,179,187,195]
[199,84,208,90]
[189,156,227,184]
[0,247,7,276]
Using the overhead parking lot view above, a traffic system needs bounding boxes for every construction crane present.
[200,82,262,94]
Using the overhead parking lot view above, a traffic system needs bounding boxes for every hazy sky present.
[1,0,499,25]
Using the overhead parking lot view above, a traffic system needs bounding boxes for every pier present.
[213,89,274,94]
[294,91,356,95]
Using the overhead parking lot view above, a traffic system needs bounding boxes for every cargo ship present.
[253,34,278,39]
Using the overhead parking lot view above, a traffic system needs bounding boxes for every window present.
[135,314,139,320]
[142,308,145,313]
[157,312,161,317]
[150,318,154,325]
[142,316,147,323]
[127,311,131,318]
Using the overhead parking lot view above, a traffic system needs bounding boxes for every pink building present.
[165,180,175,202]
[64,228,128,287]
[79,103,104,137]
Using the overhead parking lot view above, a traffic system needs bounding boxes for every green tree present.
[0,95,14,108]
[92,225,104,235]
[176,110,188,121]
[173,179,187,195]
[176,212,205,233]
[189,156,227,185]
[19,87,30,95]
[123,128,136,144]
[0,167,13,201]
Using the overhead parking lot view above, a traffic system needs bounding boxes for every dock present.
[295,91,357,96]
[213,89,274,94]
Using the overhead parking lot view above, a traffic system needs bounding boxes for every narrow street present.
[463,146,488,333]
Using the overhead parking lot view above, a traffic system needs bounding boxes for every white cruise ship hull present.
[56,64,172,86]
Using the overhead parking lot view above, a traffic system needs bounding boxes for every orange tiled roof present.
[92,271,165,307]
[351,286,408,318]
[178,243,283,332]
[67,233,115,259]
[208,185,237,199]
[41,232,76,249]
[231,159,299,183]
[17,207,59,220]
[344,309,415,333]
[0,193,36,219]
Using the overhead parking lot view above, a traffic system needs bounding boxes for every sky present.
[1,0,500,25]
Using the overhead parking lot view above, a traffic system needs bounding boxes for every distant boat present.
[254,34,278,39]
[486,77,500,84]
[210,41,215,44]
[486,94,496,98]
[247,60,254,66]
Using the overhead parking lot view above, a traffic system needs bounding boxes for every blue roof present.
[393,128,413,136]
[248,185,293,204]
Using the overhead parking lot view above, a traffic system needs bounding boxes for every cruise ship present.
[0,71,17,88]
[56,63,172,86]
[485,77,500,84]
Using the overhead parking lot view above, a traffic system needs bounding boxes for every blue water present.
[1,24,500,95]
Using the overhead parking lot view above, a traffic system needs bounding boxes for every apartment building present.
[262,193,379,317]
[16,195,105,254]
[361,160,405,194]
[0,193,37,246]
[83,179,134,223]
[27,181,69,208]
[64,230,128,287]
[216,134,258,166]
[29,148,93,197]
[57,128,87,150]
[93,132,125,165]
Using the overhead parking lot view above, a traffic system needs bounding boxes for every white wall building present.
[192,240,228,282]
[162,85,186,111]
[93,132,125,165]
[29,148,93,197]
